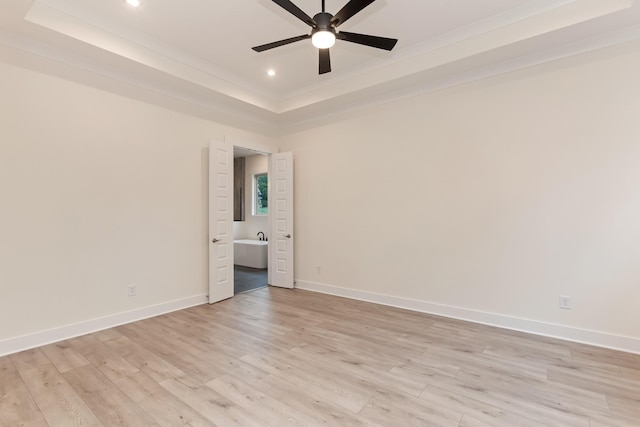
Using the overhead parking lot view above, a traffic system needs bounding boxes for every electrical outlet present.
[559,295,571,310]
[128,284,137,297]
[315,266,322,275]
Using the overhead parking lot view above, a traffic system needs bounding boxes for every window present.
[254,173,268,215]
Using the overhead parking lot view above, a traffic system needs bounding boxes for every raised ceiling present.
[1,0,640,134]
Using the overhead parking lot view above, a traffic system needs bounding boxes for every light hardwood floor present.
[1,288,639,426]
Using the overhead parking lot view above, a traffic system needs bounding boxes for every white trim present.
[0,294,208,357]
[295,280,640,355]
[281,27,640,133]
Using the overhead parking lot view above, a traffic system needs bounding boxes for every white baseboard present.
[0,294,208,357]
[295,280,640,355]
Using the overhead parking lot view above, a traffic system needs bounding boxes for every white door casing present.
[208,139,234,303]
[270,152,294,289]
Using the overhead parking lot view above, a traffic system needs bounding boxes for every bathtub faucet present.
[257,232,265,241]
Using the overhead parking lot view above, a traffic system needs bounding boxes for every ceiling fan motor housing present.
[312,12,335,34]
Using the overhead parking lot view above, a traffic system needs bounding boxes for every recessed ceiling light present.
[267,69,276,77]
[125,0,141,8]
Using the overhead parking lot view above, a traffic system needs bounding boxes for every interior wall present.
[279,42,640,344]
[0,60,276,344]
[233,154,269,242]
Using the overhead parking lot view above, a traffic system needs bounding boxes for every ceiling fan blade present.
[319,48,331,74]
[336,31,397,50]
[252,34,310,52]
[331,0,376,27]
[272,0,316,27]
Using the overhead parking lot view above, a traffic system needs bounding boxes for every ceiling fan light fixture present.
[312,30,336,49]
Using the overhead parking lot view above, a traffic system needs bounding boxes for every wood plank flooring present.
[1,287,639,426]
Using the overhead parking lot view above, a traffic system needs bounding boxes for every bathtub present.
[234,239,268,269]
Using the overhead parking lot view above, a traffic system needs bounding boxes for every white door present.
[208,139,234,303]
[270,152,294,288]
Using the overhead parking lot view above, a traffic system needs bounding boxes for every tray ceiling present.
[1,0,639,134]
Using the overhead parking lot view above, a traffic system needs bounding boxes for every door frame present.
[209,138,291,301]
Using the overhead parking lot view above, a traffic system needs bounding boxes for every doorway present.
[208,139,294,304]
[232,147,269,294]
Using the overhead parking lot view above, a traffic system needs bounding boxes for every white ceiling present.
[1,0,640,134]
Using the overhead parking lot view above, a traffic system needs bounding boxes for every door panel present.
[270,152,294,288]
[209,139,234,303]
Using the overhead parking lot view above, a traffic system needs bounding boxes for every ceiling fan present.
[252,0,398,74]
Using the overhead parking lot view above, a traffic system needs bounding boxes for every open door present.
[208,139,234,303]
[270,152,294,288]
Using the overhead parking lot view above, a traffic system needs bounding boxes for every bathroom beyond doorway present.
[233,148,269,295]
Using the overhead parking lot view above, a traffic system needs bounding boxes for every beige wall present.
[280,42,640,344]
[233,154,269,242]
[0,61,276,344]
[2,40,639,353]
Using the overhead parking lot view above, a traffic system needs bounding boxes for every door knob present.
[212,238,220,243]
[285,234,291,239]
